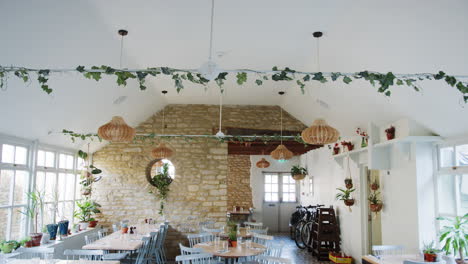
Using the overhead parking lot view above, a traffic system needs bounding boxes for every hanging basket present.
[292,174,306,181]
[256,158,270,168]
[370,203,383,212]
[344,199,355,207]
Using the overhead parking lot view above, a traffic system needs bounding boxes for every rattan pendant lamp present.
[256,150,271,168]
[301,32,340,145]
[271,91,293,162]
[152,91,174,159]
[97,30,136,143]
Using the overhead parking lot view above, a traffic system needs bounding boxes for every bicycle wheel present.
[294,221,307,249]
[301,221,313,249]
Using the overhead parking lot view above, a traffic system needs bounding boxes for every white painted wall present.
[299,142,436,261]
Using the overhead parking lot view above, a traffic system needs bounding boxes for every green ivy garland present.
[1,66,467,102]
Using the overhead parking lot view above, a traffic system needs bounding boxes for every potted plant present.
[341,141,354,152]
[368,192,383,213]
[20,191,45,246]
[0,240,19,254]
[74,199,102,231]
[121,223,129,234]
[370,180,379,191]
[437,214,467,264]
[58,220,69,237]
[333,143,340,155]
[228,231,237,248]
[344,178,353,189]
[291,165,308,181]
[423,241,440,262]
[356,128,369,148]
[40,226,50,244]
[336,188,355,211]
[47,223,58,240]
[20,237,33,248]
[385,126,395,140]
[78,150,102,197]
[150,163,174,215]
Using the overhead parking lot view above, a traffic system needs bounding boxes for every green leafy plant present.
[368,192,382,205]
[0,240,20,253]
[423,241,440,255]
[291,165,308,176]
[437,214,467,262]
[151,163,173,215]
[20,191,45,233]
[74,199,101,222]
[335,188,355,201]
[228,230,237,241]
[19,237,31,247]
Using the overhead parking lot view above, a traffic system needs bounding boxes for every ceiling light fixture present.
[271,91,293,162]
[256,150,271,168]
[215,88,225,138]
[301,31,340,145]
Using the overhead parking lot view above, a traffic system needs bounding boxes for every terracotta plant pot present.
[370,183,379,191]
[386,132,395,140]
[345,183,353,189]
[333,148,340,155]
[229,240,237,248]
[370,203,383,212]
[121,227,129,234]
[344,199,355,207]
[24,240,34,248]
[346,145,354,151]
[30,233,43,247]
[88,220,98,228]
[424,253,437,262]
[292,174,306,181]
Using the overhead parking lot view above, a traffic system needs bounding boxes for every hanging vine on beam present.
[1,65,467,102]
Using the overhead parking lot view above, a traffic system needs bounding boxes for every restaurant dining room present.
[0,0,467,264]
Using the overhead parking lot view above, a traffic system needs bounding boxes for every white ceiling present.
[1,0,467,151]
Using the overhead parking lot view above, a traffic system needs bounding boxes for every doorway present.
[360,166,383,254]
[262,172,299,232]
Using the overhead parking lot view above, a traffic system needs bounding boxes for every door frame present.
[360,164,372,255]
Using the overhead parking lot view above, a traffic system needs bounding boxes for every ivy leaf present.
[385,91,391,96]
[76,66,85,73]
[396,79,404,86]
[272,66,278,71]
[456,82,468,94]
[216,72,228,80]
[262,75,269,80]
[91,169,102,174]
[101,65,115,74]
[303,74,310,82]
[78,150,88,160]
[434,71,446,80]
[255,79,263,86]
[172,74,184,92]
[331,72,341,81]
[41,85,52,94]
[343,76,352,84]
[297,80,305,94]
[236,72,247,85]
[312,72,327,83]
[445,76,457,87]
[464,96,468,103]
[161,67,171,75]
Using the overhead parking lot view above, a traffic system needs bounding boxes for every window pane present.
[265,193,272,202]
[440,147,454,167]
[75,174,81,199]
[66,155,74,170]
[14,170,29,205]
[58,201,74,222]
[265,175,271,183]
[44,172,57,202]
[43,203,56,226]
[37,150,45,167]
[271,193,279,202]
[59,154,66,169]
[456,145,468,166]
[271,176,278,184]
[77,158,86,170]
[460,174,468,214]
[0,170,13,206]
[289,185,296,192]
[0,208,8,239]
[2,144,14,163]
[271,184,278,192]
[65,174,75,201]
[45,152,55,168]
[11,207,26,238]
[36,171,46,192]
[58,173,66,201]
[14,146,27,165]
[438,175,456,215]
[265,184,271,192]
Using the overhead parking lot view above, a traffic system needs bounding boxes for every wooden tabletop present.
[83,224,159,251]
[6,260,119,264]
[362,255,429,264]
[194,241,266,259]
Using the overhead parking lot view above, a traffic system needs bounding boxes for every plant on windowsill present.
[74,199,102,231]
[291,165,308,181]
[368,192,383,213]
[0,240,20,254]
[19,237,33,248]
[423,241,441,262]
[437,214,467,264]
[336,188,355,212]
[150,163,173,216]
[20,191,45,247]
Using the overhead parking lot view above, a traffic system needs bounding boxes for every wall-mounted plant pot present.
[30,233,43,247]
[333,148,340,155]
[292,174,306,181]
[58,220,69,237]
[47,224,58,240]
[344,199,355,207]
[88,220,98,228]
[424,253,437,262]
[370,203,383,212]
[370,183,379,191]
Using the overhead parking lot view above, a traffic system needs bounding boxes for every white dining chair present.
[250,227,269,235]
[85,233,101,245]
[201,227,224,234]
[245,222,264,229]
[199,220,216,230]
[14,247,55,259]
[372,245,405,256]
[133,236,152,264]
[98,228,109,238]
[252,233,274,246]
[175,253,216,264]
[112,223,120,232]
[161,222,170,263]
[255,256,292,264]
[265,241,284,257]
[64,249,105,260]
[179,243,205,255]
[187,233,215,247]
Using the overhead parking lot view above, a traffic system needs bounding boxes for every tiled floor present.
[271,232,323,264]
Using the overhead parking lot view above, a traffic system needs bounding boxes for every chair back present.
[63,249,104,260]
[252,233,274,246]
[135,236,151,264]
[85,233,101,245]
[98,228,109,239]
[265,241,283,257]
[372,245,405,256]
[175,253,215,264]
[201,227,223,234]
[245,222,264,229]
[112,223,120,232]
[250,227,269,235]
[256,256,292,264]
[179,243,205,255]
[15,247,55,259]
[148,231,159,258]
[187,233,214,247]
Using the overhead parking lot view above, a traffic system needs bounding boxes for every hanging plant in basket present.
[370,180,380,191]
[146,159,173,215]
[291,165,308,181]
[336,188,355,212]
[344,178,353,189]
[368,192,383,213]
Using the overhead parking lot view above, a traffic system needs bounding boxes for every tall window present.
[436,143,468,221]
[0,143,30,240]
[35,149,80,227]
[264,173,297,202]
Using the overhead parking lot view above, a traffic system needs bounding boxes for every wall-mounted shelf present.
[373,136,442,149]
[333,147,368,167]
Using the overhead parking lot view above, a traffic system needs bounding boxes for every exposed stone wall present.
[227,155,253,210]
[91,104,305,259]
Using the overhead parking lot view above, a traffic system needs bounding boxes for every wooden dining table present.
[83,224,159,251]
[194,241,266,263]
[6,260,119,264]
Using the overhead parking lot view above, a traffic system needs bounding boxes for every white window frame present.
[263,172,298,203]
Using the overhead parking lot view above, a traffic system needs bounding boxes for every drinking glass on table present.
[246,239,252,249]
[223,240,229,252]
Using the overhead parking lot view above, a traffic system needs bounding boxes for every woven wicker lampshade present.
[270,144,294,161]
[151,143,174,159]
[301,119,340,145]
[256,158,271,168]
[97,116,136,142]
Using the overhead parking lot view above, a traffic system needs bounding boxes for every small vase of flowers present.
[356,128,369,148]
